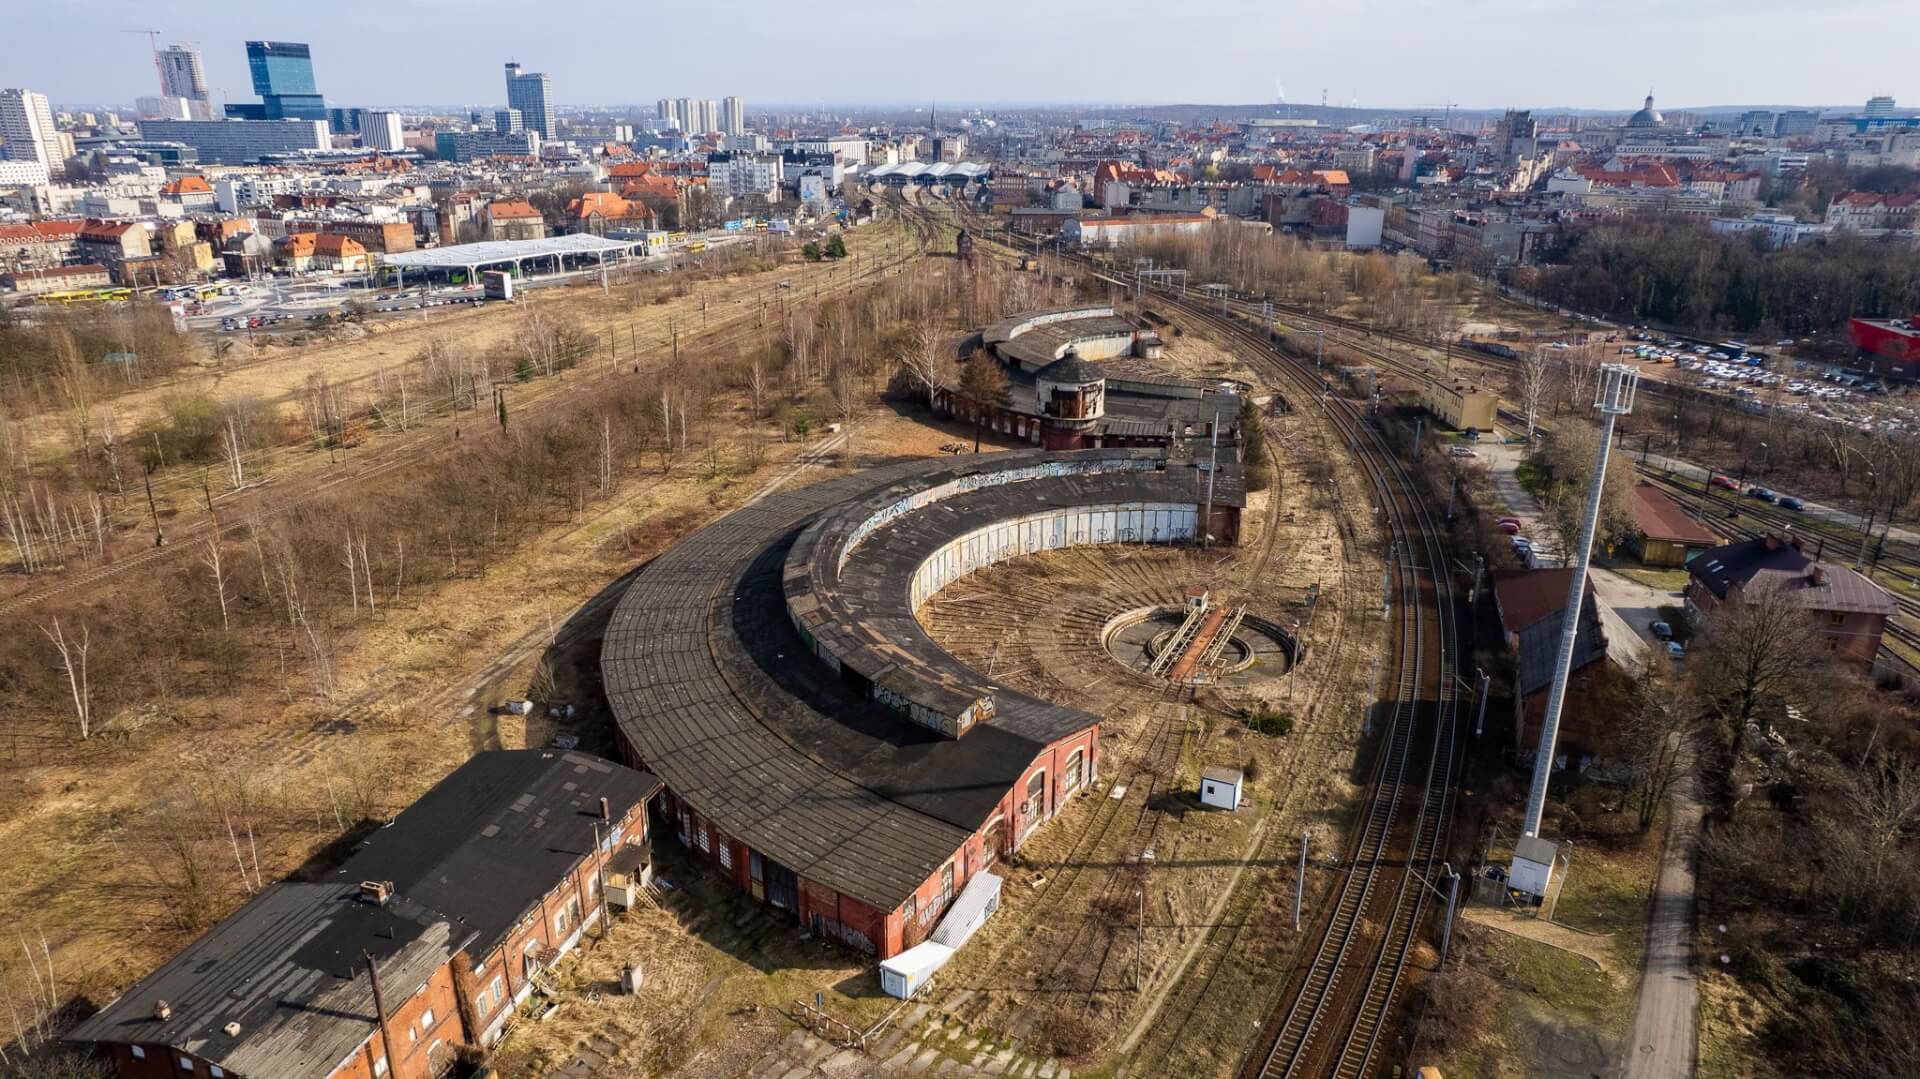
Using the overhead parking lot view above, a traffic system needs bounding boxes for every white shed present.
[1199,766,1244,810]
[1509,835,1559,898]
[879,940,955,1000]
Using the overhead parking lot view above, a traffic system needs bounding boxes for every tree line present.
[1511,217,1920,337]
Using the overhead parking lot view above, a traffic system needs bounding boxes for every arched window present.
[1021,769,1047,837]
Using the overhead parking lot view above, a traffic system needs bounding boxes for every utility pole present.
[1521,365,1638,839]
[1294,832,1310,932]
[1475,666,1490,738]
[1134,886,1146,992]
[1439,863,1461,967]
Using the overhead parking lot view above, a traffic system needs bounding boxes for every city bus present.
[34,287,134,305]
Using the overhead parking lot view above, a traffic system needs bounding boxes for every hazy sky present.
[9,0,1913,112]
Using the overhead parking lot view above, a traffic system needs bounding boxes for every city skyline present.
[8,0,1911,113]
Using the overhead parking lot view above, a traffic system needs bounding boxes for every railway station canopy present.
[381,234,641,277]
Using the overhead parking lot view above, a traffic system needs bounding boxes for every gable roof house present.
[1492,568,1616,755]
[67,751,662,1079]
[1625,482,1719,566]
[1686,533,1896,667]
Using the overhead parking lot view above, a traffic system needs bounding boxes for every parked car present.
[1747,486,1777,503]
[1666,641,1687,660]
[1499,519,1523,535]
[1710,474,1741,491]
[1778,496,1804,511]
[1448,445,1477,458]
[1649,621,1674,641]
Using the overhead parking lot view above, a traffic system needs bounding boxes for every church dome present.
[1627,93,1664,129]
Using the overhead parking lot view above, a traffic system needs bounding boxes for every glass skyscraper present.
[504,62,555,140]
[240,41,326,121]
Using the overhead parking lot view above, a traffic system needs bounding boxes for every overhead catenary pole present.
[1202,411,1220,547]
[1520,364,1638,839]
[1294,832,1310,932]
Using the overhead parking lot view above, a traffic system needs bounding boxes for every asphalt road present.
[1625,774,1703,1079]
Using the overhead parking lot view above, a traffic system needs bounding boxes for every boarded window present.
[1064,749,1085,794]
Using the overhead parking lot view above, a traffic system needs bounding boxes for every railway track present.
[927,197,1463,1075]
[0,210,940,618]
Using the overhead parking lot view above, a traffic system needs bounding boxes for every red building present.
[67,751,661,1079]
[1848,316,1920,379]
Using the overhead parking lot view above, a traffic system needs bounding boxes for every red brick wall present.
[331,960,465,1079]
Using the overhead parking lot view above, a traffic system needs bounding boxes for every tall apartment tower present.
[676,97,699,134]
[364,110,405,151]
[157,44,214,120]
[657,98,680,130]
[1865,95,1896,118]
[504,62,555,139]
[0,88,59,168]
[723,96,745,136]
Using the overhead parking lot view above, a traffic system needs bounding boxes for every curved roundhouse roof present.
[603,448,1240,910]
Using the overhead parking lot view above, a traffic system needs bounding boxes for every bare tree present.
[1619,663,1699,832]
[202,536,231,630]
[40,618,92,740]
[1516,347,1550,440]
[221,415,246,489]
[1691,578,1828,756]
[898,324,955,407]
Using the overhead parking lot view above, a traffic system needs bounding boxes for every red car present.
[1710,474,1740,491]
[1498,519,1522,535]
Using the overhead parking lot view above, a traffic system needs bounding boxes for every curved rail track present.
[928,195,1464,1076]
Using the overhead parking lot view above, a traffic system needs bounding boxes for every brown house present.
[76,220,153,284]
[1492,568,1614,754]
[1685,533,1896,667]
[484,199,545,241]
[1626,482,1719,567]
[67,751,661,1079]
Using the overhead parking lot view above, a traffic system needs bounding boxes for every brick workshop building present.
[604,449,1243,960]
[67,751,661,1079]
[937,305,1249,453]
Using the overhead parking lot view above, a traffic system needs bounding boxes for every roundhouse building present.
[603,449,1243,960]
[939,305,1247,451]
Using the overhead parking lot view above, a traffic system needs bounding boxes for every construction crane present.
[123,29,166,95]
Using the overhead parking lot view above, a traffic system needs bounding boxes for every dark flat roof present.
[65,883,460,1076]
[336,749,662,959]
[68,751,661,1073]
